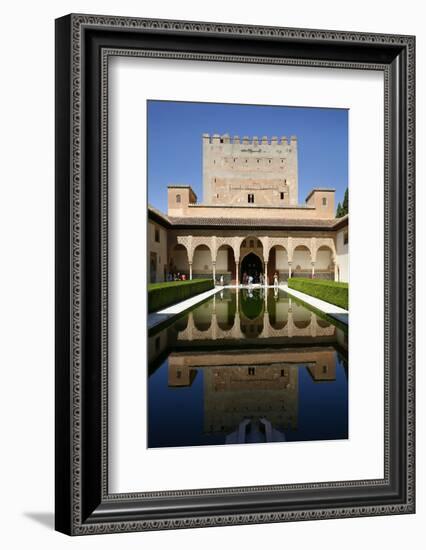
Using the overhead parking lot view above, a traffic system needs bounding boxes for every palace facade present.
[148,133,348,284]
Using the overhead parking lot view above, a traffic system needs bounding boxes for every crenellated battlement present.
[203,133,297,146]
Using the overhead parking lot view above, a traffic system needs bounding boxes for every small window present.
[322,197,327,206]
[248,193,254,203]
[176,194,181,204]
[248,367,256,376]
[344,231,349,245]
[155,228,160,242]
[322,365,328,374]
[280,192,284,200]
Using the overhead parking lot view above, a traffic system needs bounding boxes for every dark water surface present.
[148,288,348,448]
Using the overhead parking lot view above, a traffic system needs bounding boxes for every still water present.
[148,288,348,448]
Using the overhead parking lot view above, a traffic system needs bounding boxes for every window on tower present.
[248,194,254,203]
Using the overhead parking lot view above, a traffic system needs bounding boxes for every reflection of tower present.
[166,346,341,444]
[203,364,299,435]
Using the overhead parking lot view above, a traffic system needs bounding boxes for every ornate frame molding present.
[55,14,415,535]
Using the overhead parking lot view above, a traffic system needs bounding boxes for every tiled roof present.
[147,205,348,230]
[147,204,171,227]
[168,216,338,228]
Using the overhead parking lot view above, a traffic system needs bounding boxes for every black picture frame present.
[55,13,415,535]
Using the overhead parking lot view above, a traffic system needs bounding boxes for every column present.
[212,261,216,284]
[310,312,317,337]
[211,311,217,340]
[236,261,239,286]
[189,262,193,280]
[288,262,292,280]
[264,260,268,286]
[311,261,315,279]
[288,307,294,338]
[334,261,338,281]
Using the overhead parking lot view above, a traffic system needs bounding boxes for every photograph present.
[147,100,349,449]
[52,11,415,537]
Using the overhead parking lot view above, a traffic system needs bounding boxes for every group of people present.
[167,272,187,282]
[166,271,280,286]
[242,272,259,285]
[241,272,280,287]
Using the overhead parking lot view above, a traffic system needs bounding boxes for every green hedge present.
[148,279,214,313]
[288,278,348,310]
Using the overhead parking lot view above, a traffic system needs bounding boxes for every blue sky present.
[147,100,348,213]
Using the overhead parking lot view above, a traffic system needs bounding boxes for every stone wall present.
[202,134,298,206]
[336,225,349,282]
[148,220,168,282]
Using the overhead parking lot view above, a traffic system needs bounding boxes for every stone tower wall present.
[202,134,298,206]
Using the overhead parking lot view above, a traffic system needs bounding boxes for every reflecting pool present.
[148,288,348,448]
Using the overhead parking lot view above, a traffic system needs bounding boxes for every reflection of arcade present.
[176,290,341,342]
[148,290,348,373]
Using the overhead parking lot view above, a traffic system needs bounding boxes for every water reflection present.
[148,289,348,448]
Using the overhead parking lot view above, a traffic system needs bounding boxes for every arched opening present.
[267,292,289,329]
[215,289,237,330]
[239,288,264,337]
[317,317,331,329]
[292,245,312,278]
[240,237,264,284]
[239,288,264,320]
[216,244,235,285]
[168,243,189,280]
[240,252,263,284]
[268,245,289,284]
[292,302,312,329]
[315,245,334,280]
[192,300,213,331]
[192,244,212,279]
[173,315,189,333]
